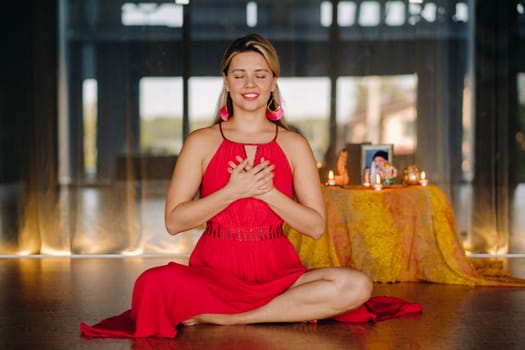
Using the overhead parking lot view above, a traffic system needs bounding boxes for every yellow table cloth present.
[285,185,521,286]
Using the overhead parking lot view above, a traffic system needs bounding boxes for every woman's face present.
[223,51,277,116]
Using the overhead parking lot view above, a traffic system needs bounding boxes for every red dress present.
[80,124,421,339]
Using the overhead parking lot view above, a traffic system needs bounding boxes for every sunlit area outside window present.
[139,78,183,155]
[82,79,97,179]
[188,77,223,131]
[121,2,183,27]
[279,78,331,163]
[337,75,417,155]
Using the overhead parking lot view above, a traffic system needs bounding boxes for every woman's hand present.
[227,156,275,199]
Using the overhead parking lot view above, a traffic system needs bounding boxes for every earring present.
[266,102,284,121]
[220,105,229,121]
[266,93,283,121]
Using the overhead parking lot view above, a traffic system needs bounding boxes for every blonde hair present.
[214,33,287,128]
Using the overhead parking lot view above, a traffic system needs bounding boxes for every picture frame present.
[361,144,394,183]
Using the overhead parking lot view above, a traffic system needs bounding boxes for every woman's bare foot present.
[182,318,199,327]
[182,313,237,326]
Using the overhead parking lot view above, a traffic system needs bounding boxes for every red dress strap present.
[218,122,279,145]
[219,121,227,140]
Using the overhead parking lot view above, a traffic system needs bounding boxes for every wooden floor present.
[2,257,525,350]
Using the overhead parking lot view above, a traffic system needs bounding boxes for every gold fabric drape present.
[285,186,525,286]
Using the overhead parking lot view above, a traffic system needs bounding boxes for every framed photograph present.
[361,144,394,183]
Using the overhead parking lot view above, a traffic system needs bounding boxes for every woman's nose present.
[245,75,255,87]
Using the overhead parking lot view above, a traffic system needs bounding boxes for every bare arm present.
[255,133,326,239]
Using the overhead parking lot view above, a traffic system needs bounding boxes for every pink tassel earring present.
[266,104,284,121]
[219,105,229,121]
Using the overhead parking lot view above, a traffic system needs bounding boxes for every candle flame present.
[375,174,381,183]
[328,170,334,180]
[421,171,426,180]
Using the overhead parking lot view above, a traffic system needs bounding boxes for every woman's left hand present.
[228,156,275,196]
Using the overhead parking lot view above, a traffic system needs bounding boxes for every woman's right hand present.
[226,156,275,199]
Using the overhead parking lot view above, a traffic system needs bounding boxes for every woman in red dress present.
[81,34,418,339]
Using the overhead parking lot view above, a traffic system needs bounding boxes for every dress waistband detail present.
[204,222,284,241]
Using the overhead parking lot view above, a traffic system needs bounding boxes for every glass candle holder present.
[419,171,429,186]
[402,165,420,185]
[326,170,337,186]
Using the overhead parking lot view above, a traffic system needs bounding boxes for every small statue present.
[382,161,397,185]
[334,148,350,186]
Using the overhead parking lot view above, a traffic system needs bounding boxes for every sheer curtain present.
[1,0,524,256]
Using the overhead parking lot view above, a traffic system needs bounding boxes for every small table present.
[285,185,486,284]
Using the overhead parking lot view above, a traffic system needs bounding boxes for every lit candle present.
[419,171,428,186]
[326,170,337,186]
[373,174,383,191]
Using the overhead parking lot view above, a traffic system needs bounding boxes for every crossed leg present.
[182,267,373,326]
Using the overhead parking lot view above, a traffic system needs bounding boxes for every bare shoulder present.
[181,124,222,154]
[278,127,312,154]
[277,127,316,170]
[186,124,221,143]
[175,125,222,172]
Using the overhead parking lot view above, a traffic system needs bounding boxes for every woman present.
[81,34,416,339]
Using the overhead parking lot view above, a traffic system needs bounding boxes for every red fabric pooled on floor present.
[80,311,139,338]
[80,296,422,338]
[333,296,423,323]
